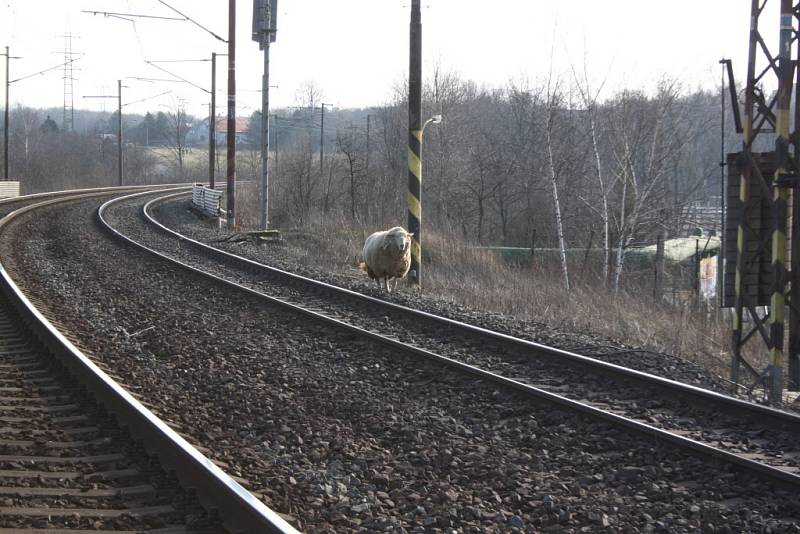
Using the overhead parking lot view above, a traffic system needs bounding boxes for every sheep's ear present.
[407,233,414,238]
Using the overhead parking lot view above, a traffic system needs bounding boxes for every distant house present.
[186,116,251,147]
[216,116,250,146]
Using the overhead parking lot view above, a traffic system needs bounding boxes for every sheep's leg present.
[384,278,391,293]
[392,277,398,291]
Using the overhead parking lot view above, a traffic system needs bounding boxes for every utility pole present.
[84,83,123,185]
[258,0,274,230]
[117,80,123,186]
[3,46,10,181]
[718,58,727,314]
[209,51,217,188]
[2,46,19,181]
[227,0,236,228]
[407,0,422,286]
[253,0,279,226]
[766,0,794,401]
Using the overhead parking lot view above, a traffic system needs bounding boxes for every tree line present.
[0,71,734,291]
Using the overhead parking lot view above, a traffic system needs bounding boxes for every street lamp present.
[423,114,442,131]
[407,113,442,287]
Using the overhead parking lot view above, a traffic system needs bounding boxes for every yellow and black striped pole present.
[732,0,760,387]
[767,0,795,403]
[408,0,422,286]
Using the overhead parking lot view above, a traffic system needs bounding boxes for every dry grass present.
[234,210,740,380]
[424,231,733,376]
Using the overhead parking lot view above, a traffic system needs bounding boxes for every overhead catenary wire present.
[155,0,227,43]
[144,60,209,94]
[125,0,148,61]
[81,10,186,21]
[10,56,81,84]
[128,77,190,83]
[124,89,173,107]
[148,59,211,63]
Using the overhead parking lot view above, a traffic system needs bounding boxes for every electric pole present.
[227,0,236,228]
[83,82,124,186]
[60,33,79,132]
[3,45,10,181]
[407,0,422,285]
[117,80,123,186]
[210,51,217,188]
[258,0,275,230]
[2,46,19,181]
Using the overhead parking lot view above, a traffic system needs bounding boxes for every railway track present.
[0,189,297,533]
[2,187,798,531]
[0,292,197,532]
[101,189,800,492]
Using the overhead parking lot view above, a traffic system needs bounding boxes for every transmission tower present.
[60,33,79,132]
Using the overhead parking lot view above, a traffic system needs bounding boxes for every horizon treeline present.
[0,71,739,290]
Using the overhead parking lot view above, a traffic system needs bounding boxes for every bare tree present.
[336,126,362,221]
[157,101,190,177]
[294,80,324,113]
[571,53,612,284]
[545,83,570,290]
[606,80,689,293]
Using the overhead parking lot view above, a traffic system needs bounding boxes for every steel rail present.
[0,188,298,534]
[96,190,800,490]
[0,183,193,208]
[142,191,800,433]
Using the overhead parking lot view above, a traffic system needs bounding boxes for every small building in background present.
[186,116,251,148]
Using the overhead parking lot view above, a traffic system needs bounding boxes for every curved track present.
[0,189,297,533]
[5,187,800,531]
[99,189,800,491]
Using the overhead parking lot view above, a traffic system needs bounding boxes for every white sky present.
[0,1,757,123]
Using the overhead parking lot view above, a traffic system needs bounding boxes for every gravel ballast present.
[0,194,798,532]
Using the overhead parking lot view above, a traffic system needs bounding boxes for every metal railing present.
[192,184,222,217]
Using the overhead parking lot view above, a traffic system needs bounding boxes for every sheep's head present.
[385,227,414,255]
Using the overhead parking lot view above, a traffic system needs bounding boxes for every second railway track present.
[100,189,800,491]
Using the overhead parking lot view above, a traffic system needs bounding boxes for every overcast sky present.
[1,1,756,123]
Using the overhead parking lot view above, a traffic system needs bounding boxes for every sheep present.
[358,226,414,293]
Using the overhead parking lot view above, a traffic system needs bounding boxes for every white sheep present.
[358,226,414,293]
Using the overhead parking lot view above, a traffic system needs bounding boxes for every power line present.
[10,57,81,84]
[154,0,227,43]
[124,89,173,107]
[126,0,147,60]
[144,60,209,94]
[148,59,211,63]
[81,10,186,21]
[128,77,189,83]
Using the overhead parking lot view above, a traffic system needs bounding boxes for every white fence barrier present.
[0,181,21,199]
[192,184,222,218]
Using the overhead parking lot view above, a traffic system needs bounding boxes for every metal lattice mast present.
[730,0,800,404]
[61,33,76,132]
